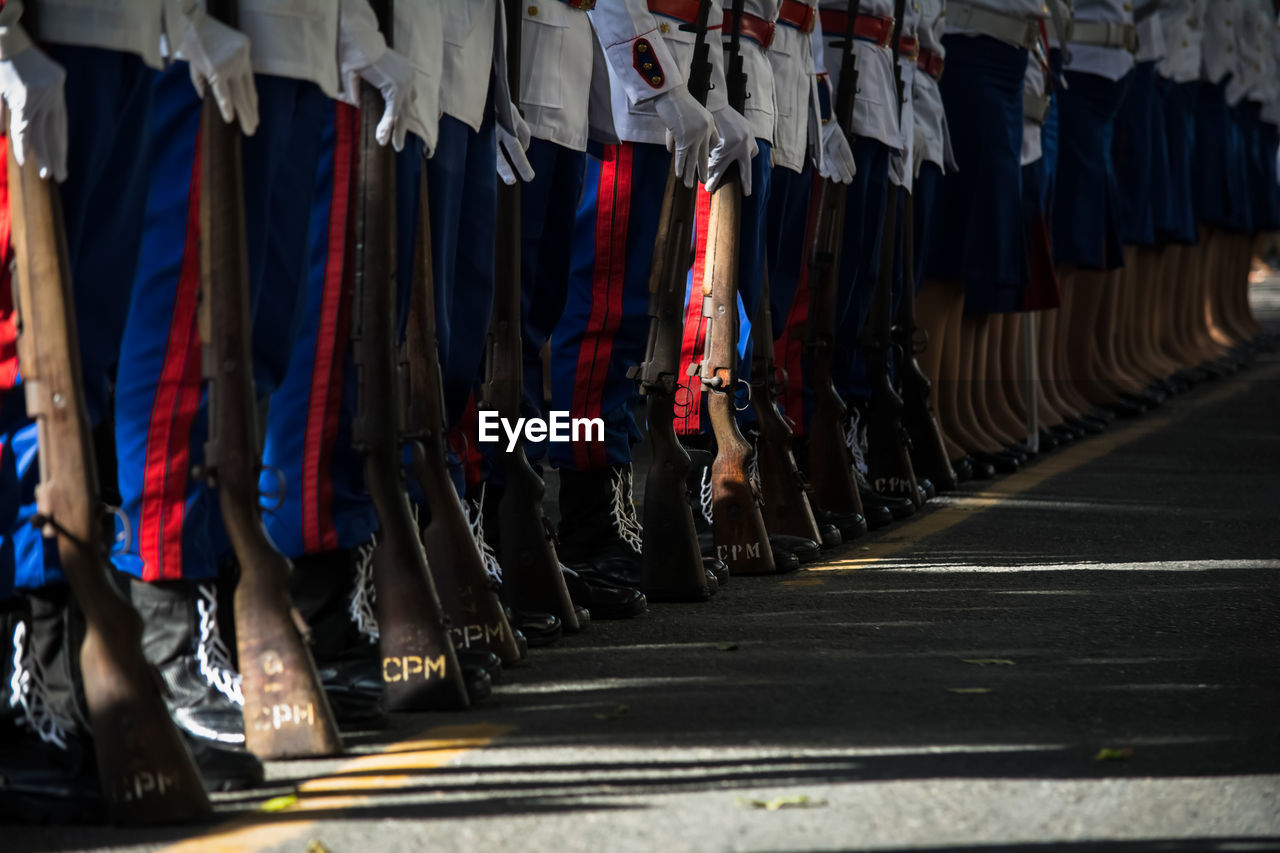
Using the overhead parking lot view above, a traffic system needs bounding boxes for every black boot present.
[291,549,383,725]
[556,466,646,586]
[128,578,248,744]
[0,601,103,824]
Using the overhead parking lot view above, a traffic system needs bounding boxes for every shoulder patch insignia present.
[634,39,665,88]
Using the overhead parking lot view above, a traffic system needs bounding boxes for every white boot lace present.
[349,537,380,641]
[846,409,870,478]
[611,467,644,555]
[8,620,73,750]
[467,486,504,584]
[698,466,715,525]
[195,585,244,707]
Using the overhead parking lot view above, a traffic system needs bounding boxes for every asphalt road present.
[9,292,1280,852]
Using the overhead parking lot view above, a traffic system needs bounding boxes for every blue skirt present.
[1193,81,1248,229]
[924,34,1029,314]
[1224,103,1255,233]
[1243,103,1280,232]
[1052,69,1128,270]
[1112,62,1158,246]
[1157,79,1198,244]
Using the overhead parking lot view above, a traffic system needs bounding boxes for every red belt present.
[554,0,596,9]
[777,0,817,33]
[817,11,895,48]
[898,34,919,62]
[917,47,943,80]
[723,9,775,48]
[648,0,706,25]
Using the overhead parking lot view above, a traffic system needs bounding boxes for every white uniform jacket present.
[593,0,733,148]
[1200,0,1242,87]
[766,0,822,173]
[0,0,173,68]
[890,0,921,188]
[913,0,954,174]
[518,1,616,152]
[818,0,902,153]
[732,0,781,144]
[1155,0,1202,82]
[1229,0,1277,108]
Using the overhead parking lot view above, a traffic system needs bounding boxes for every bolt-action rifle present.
[805,0,866,521]
[858,0,920,506]
[404,169,522,665]
[199,0,342,757]
[483,0,579,630]
[750,268,824,543]
[351,0,469,711]
[627,0,717,602]
[698,0,776,575]
[5,133,210,821]
[895,191,957,490]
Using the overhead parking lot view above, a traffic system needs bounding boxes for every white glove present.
[178,9,259,136]
[355,48,419,151]
[496,108,535,186]
[653,86,717,188]
[0,45,67,182]
[706,106,758,196]
[819,121,857,185]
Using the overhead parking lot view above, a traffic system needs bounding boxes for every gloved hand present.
[706,105,758,195]
[819,121,857,185]
[354,48,419,151]
[178,8,259,136]
[496,107,535,185]
[653,85,717,188]
[0,44,67,182]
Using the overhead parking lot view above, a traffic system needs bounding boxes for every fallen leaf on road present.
[258,794,298,813]
[946,687,992,694]
[594,703,630,720]
[715,642,739,651]
[306,842,332,853]
[1093,747,1134,761]
[961,658,1015,666]
[741,795,828,811]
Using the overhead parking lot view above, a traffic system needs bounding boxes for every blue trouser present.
[674,142,773,436]
[767,164,817,435]
[550,141,670,471]
[0,47,156,598]
[428,113,498,433]
[113,69,329,581]
[517,138,588,462]
[834,138,890,405]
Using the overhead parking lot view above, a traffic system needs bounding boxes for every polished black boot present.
[0,602,102,824]
[557,465,645,586]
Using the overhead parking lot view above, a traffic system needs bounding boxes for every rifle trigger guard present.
[109,505,133,557]
[259,466,288,512]
[735,378,752,412]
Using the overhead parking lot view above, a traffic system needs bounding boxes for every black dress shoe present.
[950,456,973,483]
[562,569,648,620]
[1120,389,1161,409]
[1102,396,1147,418]
[184,732,265,792]
[768,534,820,565]
[812,506,868,540]
[1065,416,1105,436]
[317,657,384,726]
[704,556,729,588]
[1087,407,1117,424]
[1037,429,1061,451]
[1005,443,1032,462]
[965,454,997,479]
[918,477,936,500]
[512,627,529,659]
[464,667,492,704]
[458,649,503,685]
[509,610,562,648]
[859,487,915,522]
[1048,424,1081,442]
[972,450,1020,474]
[816,521,843,549]
[773,550,802,573]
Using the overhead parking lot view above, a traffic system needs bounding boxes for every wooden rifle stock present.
[7,136,210,821]
[351,0,468,711]
[858,0,919,505]
[405,171,521,665]
[749,269,823,542]
[700,0,775,575]
[198,0,342,758]
[483,0,579,630]
[628,0,717,602]
[896,192,956,490]
[805,3,865,519]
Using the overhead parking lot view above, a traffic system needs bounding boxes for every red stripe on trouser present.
[571,144,632,471]
[301,104,357,554]
[0,134,17,391]
[674,187,714,435]
[776,171,826,436]
[139,134,205,581]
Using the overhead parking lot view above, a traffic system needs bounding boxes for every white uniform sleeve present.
[339,0,390,84]
[589,0,688,104]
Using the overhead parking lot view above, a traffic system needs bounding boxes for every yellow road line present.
[160,723,515,853]
[808,365,1278,573]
